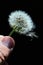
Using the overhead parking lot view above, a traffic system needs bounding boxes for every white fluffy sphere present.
[8,10,35,36]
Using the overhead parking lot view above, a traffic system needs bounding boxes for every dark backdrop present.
[0,0,43,65]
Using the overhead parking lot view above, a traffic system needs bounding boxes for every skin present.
[0,35,15,64]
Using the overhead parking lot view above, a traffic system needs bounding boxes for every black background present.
[0,0,43,65]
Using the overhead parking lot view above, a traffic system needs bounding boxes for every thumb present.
[0,35,15,50]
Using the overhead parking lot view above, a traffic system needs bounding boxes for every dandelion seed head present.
[8,10,35,35]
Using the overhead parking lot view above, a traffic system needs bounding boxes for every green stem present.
[9,26,22,36]
[9,28,15,36]
[9,26,18,36]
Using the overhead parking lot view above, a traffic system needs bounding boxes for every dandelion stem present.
[9,28,15,36]
[9,25,22,36]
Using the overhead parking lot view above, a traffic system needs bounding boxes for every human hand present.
[0,35,15,64]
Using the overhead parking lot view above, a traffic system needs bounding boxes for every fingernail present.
[1,36,15,49]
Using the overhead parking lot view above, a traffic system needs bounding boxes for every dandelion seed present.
[8,10,37,38]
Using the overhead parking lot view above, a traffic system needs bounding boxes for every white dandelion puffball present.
[8,10,36,37]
